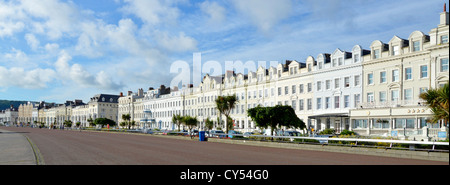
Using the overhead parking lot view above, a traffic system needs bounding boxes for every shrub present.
[340,129,356,136]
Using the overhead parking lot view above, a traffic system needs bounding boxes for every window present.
[307,99,312,110]
[367,93,374,103]
[354,54,360,63]
[420,65,428,78]
[354,119,367,129]
[344,95,350,108]
[391,90,399,102]
[441,58,449,72]
[374,49,380,59]
[380,71,386,83]
[334,78,340,89]
[379,91,386,102]
[325,97,331,109]
[316,98,322,110]
[318,62,323,69]
[299,84,304,93]
[292,100,296,110]
[332,59,337,66]
[317,81,322,91]
[404,89,412,100]
[326,80,331,90]
[354,94,360,107]
[413,41,420,51]
[392,45,399,56]
[307,83,312,92]
[338,58,343,65]
[292,85,296,94]
[405,67,412,80]
[278,87,281,96]
[308,64,312,72]
[354,75,360,86]
[284,86,288,95]
[368,73,373,85]
[419,87,428,94]
[299,99,304,111]
[392,69,399,82]
[441,35,448,44]
[334,96,340,108]
[344,77,350,87]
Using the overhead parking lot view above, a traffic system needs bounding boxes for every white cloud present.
[54,51,124,91]
[231,0,293,32]
[200,1,226,23]
[0,66,55,89]
[122,0,180,25]
[154,31,197,52]
[25,33,40,50]
[19,0,80,39]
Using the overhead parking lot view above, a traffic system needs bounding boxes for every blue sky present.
[0,0,446,103]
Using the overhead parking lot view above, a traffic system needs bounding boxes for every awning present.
[308,113,348,119]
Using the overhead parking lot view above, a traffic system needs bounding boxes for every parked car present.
[228,130,243,138]
[162,130,172,135]
[283,131,301,136]
[208,130,225,138]
[243,132,255,138]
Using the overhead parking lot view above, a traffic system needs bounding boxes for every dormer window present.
[413,41,420,51]
[374,49,380,59]
[441,35,448,44]
[318,62,323,69]
[392,46,399,56]
[354,54,360,62]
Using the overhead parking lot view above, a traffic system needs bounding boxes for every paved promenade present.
[0,128,37,165]
[1,126,447,165]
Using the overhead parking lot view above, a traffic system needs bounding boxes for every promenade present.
[0,126,447,165]
[0,128,37,165]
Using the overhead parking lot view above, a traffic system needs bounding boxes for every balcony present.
[357,99,426,109]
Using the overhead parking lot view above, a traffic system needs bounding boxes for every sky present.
[0,0,447,103]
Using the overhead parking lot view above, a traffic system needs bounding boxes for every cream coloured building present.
[350,8,449,140]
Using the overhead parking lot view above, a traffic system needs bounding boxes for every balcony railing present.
[357,99,427,109]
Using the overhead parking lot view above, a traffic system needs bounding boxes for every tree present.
[247,105,306,136]
[205,117,214,131]
[182,115,198,131]
[172,114,183,131]
[93,118,116,127]
[420,83,449,139]
[122,114,132,129]
[87,117,94,127]
[63,120,73,128]
[215,95,238,134]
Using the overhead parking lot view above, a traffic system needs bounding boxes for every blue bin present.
[199,131,206,141]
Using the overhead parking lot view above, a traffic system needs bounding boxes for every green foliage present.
[340,130,356,136]
[205,117,214,131]
[93,118,116,127]
[247,105,306,136]
[215,95,238,134]
[172,114,183,131]
[319,128,335,135]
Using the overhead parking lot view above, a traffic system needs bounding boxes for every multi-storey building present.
[87,94,120,124]
[0,105,18,125]
[350,7,449,140]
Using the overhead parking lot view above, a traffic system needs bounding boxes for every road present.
[2,127,447,165]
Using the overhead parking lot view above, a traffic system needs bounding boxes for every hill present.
[0,100,35,110]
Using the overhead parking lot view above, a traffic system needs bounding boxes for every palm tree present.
[122,114,131,129]
[420,83,449,139]
[215,94,238,134]
[172,114,183,131]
